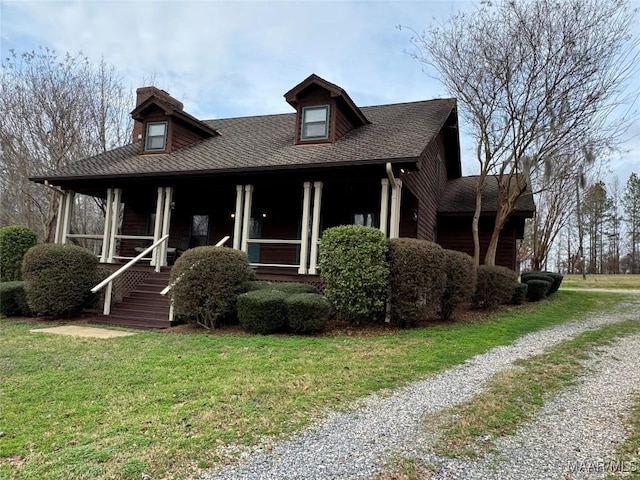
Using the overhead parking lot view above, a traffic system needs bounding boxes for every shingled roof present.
[438,176,535,215]
[32,98,457,183]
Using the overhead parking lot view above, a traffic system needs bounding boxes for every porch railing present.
[245,238,302,268]
[90,235,169,315]
[160,235,230,322]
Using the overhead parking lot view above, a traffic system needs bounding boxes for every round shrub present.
[510,283,528,305]
[242,280,273,292]
[0,281,31,317]
[170,246,254,329]
[22,243,98,317]
[473,265,518,309]
[520,272,555,286]
[272,282,318,295]
[285,293,330,334]
[237,289,288,334]
[0,225,38,282]
[318,225,388,324]
[526,279,551,301]
[540,271,564,294]
[388,238,446,327]
[439,249,477,321]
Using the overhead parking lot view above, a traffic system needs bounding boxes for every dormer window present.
[301,105,329,141]
[145,121,168,151]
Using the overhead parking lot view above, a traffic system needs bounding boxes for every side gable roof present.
[32,98,458,183]
[438,176,535,216]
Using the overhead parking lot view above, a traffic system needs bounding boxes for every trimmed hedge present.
[474,265,518,309]
[439,249,476,321]
[520,271,563,294]
[318,225,388,324]
[0,225,38,282]
[271,282,318,295]
[0,281,31,317]
[388,238,446,327]
[541,271,564,294]
[243,280,274,292]
[22,243,98,317]
[285,293,331,334]
[237,289,288,334]
[526,279,551,301]
[170,246,254,329]
[510,283,528,305]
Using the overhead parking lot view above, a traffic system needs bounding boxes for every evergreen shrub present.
[0,281,31,317]
[318,225,388,324]
[0,225,38,282]
[439,249,477,321]
[526,279,551,301]
[285,293,330,334]
[540,271,564,294]
[170,246,254,329]
[237,289,288,334]
[272,282,318,295]
[387,238,446,327]
[22,243,98,317]
[474,265,518,309]
[510,283,528,305]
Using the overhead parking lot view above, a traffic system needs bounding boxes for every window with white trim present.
[300,105,329,141]
[145,121,168,151]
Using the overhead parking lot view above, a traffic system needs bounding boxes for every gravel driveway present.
[199,297,640,480]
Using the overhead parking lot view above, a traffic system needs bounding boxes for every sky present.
[1,0,638,184]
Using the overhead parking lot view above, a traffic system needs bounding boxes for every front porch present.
[54,166,416,275]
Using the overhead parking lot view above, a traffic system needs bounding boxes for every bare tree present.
[404,0,639,265]
[0,48,132,241]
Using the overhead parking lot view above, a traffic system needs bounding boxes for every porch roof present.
[31,99,457,183]
[438,176,535,216]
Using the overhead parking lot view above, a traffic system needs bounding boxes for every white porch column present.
[54,191,64,244]
[159,187,173,269]
[107,188,122,262]
[60,190,75,244]
[298,182,312,274]
[151,187,165,266]
[309,181,323,275]
[233,185,244,250]
[389,180,403,239]
[100,188,114,262]
[379,178,390,237]
[241,185,253,252]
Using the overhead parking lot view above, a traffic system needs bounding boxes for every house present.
[31,74,534,328]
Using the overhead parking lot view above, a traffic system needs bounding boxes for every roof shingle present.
[33,99,456,182]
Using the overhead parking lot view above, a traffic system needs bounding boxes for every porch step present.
[91,270,173,330]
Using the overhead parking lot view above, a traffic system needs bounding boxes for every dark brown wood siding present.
[334,107,355,140]
[437,215,525,270]
[171,119,206,150]
[400,132,448,241]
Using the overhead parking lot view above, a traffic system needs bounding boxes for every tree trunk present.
[472,176,485,266]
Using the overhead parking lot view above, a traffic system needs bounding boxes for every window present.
[301,105,329,141]
[145,121,167,151]
[190,214,209,247]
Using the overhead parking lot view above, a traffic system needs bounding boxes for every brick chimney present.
[132,87,184,142]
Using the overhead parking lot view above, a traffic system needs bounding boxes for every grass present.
[0,291,631,480]
[561,273,640,290]
[607,395,640,479]
[428,319,640,458]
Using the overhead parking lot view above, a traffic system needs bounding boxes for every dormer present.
[284,74,370,145]
[131,86,218,154]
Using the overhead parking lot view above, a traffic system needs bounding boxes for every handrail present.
[92,235,169,316]
[160,235,230,296]
[91,234,170,294]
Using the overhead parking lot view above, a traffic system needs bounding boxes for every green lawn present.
[0,291,631,480]
[561,274,640,290]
